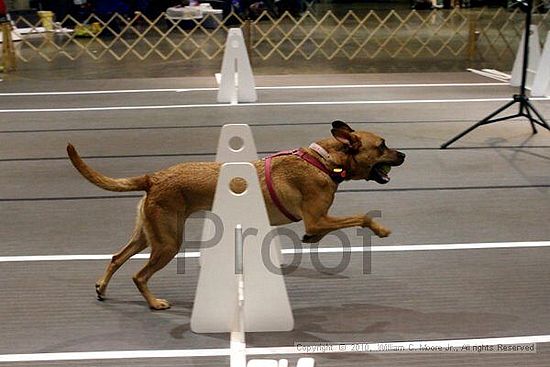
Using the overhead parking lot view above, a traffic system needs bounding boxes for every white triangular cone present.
[191,162,294,333]
[510,25,541,87]
[532,31,550,97]
[217,28,257,103]
[199,124,258,267]
[215,124,259,162]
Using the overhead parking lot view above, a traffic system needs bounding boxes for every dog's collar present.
[309,142,331,161]
[307,143,350,183]
[293,149,347,184]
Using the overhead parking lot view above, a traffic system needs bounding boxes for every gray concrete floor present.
[0,72,549,366]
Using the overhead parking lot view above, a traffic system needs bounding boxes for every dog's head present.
[329,120,405,184]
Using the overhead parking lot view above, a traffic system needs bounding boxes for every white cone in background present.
[217,28,257,103]
[531,31,550,97]
[191,162,294,333]
[510,25,541,87]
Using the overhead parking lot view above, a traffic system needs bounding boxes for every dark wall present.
[30,0,183,18]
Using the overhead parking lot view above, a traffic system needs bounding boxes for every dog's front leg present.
[302,209,391,243]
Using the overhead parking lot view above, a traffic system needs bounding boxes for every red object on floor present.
[0,0,6,16]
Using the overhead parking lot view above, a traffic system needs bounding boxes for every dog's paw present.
[150,298,171,310]
[302,234,321,243]
[374,225,391,238]
[95,282,106,301]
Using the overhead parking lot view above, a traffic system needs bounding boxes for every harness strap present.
[264,148,347,222]
[264,151,300,222]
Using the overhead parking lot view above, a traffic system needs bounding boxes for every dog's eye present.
[378,141,386,152]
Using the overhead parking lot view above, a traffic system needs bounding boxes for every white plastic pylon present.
[531,31,550,97]
[191,162,294,333]
[510,25,541,87]
[217,28,257,103]
[214,124,259,162]
[191,124,293,333]
[199,124,258,267]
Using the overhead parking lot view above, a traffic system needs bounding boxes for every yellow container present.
[90,22,101,34]
[37,11,54,31]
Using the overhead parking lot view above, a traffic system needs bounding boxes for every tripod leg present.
[526,102,550,131]
[441,121,486,149]
[441,99,517,149]
[523,104,538,134]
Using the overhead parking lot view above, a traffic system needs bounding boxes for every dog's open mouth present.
[368,163,392,184]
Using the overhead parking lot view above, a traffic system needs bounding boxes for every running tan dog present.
[67,121,405,310]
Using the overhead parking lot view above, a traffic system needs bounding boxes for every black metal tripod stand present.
[441,0,550,149]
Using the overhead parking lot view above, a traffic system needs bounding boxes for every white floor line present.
[1,334,549,362]
[1,97,549,113]
[0,349,231,362]
[1,241,548,263]
[257,82,508,90]
[0,82,508,97]
[0,88,215,96]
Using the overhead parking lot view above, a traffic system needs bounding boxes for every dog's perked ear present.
[331,120,354,132]
[331,122,362,151]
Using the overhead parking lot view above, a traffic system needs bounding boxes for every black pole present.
[519,0,532,97]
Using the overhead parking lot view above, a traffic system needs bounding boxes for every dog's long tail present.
[67,143,150,192]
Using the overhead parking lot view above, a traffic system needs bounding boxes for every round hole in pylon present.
[229,177,247,196]
[229,136,244,152]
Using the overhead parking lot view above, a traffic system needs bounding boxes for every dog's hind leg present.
[133,206,184,310]
[95,225,147,300]
[132,241,180,310]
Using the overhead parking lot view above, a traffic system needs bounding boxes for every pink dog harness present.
[264,146,347,222]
